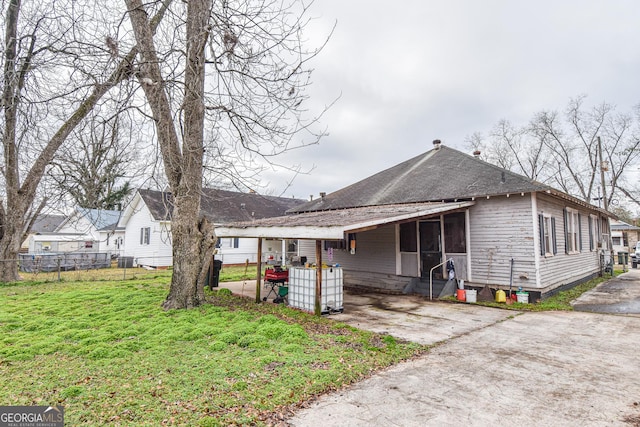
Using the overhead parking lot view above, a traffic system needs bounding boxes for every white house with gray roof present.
[117,188,304,267]
[28,208,121,254]
[218,142,614,301]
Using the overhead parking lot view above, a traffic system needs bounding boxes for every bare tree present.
[469,96,640,209]
[0,0,167,282]
[49,111,136,210]
[125,0,327,309]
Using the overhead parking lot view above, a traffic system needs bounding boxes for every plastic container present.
[288,267,344,314]
[456,289,466,301]
[516,292,529,304]
[465,289,477,303]
[495,289,506,303]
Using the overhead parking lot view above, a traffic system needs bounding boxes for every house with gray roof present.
[218,141,614,301]
[20,214,66,252]
[28,207,121,254]
[117,188,304,267]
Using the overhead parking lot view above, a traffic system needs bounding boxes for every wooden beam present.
[256,237,262,303]
[315,240,322,316]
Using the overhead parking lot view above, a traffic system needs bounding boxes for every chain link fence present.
[0,255,175,283]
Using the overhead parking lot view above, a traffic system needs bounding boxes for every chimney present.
[432,139,442,150]
[473,150,481,158]
[320,192,326,199]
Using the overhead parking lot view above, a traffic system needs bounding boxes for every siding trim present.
[531,192,542,288]
[465,209,472,282]
[395,224,401,275]
[538,214,546,256]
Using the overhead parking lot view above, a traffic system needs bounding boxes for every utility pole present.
[598,136,609,211]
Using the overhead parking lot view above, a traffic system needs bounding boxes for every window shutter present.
[140,228,143,245]
[551,217,557,255]
[578,214,582,252]
[563,208,569,254]
[538,214,545,255]
[588,217,594,251]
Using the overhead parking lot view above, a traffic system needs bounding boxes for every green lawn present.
[0,277,425,426]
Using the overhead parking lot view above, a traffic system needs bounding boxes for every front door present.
[420,220,442,279]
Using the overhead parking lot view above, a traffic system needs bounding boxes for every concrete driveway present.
[220,279,640,426]
[289,310,640,426]
[571,267,640,315]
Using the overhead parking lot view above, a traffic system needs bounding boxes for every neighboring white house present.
[21,214,66,253]
[28,208,121,254]
[117,188,304,268]
[611,219,640,260]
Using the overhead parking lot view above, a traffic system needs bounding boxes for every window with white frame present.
[140,227,151,245]
[538,213,557,256]
[589,215,598,251]
[564,208,580,253]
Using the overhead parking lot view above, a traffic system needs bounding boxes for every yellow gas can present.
[495,289,506,303]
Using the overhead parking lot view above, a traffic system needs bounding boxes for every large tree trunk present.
[127,0,213,309]
[162,195,205,309]
[0,210,24,282]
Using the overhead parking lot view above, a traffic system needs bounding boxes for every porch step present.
[412,279,448,298]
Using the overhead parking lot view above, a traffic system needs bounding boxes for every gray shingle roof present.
[289,145,551,213]
[139,188,305,224]
[30,214,66,233]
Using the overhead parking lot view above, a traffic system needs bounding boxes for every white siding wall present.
[468,195,537,289]
[124,204,173,267]
[56,216,97,239]
[216,238,259,265]
[298,226,397,273]
[97,230,125,256]
[536,193,602,291]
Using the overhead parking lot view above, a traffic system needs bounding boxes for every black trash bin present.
[618,252,629,265]
[207,259,223,289]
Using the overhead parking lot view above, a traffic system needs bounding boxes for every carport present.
[216,201,474,315]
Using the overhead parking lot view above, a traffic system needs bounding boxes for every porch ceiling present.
[215,201,475,240]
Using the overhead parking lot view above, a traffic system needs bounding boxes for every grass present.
[0,277,425,426]
[467,271,620,311]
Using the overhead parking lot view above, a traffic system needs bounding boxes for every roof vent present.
[240,203,246,209]
[320,192,326,199]
[433,139,442,150]
[473,150,481,158]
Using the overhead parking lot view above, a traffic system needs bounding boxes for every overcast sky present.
[262,0,640,201]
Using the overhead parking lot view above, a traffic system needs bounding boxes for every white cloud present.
[261,0,640,200]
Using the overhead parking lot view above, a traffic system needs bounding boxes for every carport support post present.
[256,238,263,303]
[315,240,322,316]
